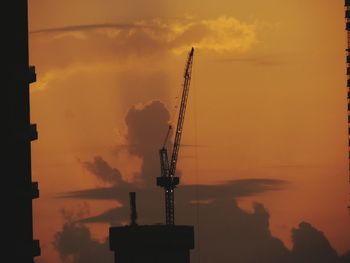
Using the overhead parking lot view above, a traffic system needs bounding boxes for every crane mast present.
[157,47,194,225]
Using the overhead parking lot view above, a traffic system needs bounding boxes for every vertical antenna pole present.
[129,192,138,226]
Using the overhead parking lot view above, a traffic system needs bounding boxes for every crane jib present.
[156,47,194,225]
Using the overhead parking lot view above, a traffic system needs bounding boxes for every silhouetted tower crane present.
[157,47,194,225]
[109,52,195,261]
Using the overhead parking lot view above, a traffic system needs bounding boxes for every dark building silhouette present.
[109,193,194,263]
[346,0,350,212]
[110,225,194,263]
[3,1,40,262]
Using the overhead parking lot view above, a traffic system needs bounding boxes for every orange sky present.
[28,1,350,262]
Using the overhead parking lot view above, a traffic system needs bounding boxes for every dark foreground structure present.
[3,1,40,262]
[109,192,194,263]
[109,225,194,263]
[345,0,350,212]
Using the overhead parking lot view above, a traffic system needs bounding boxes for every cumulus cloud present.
[125,100,171,186]
[53,210,113,263]
[189,200,289,263]
[190,202,348,263]
[78,100,170,188]
[290,222,339,263]
[81,156,126,186]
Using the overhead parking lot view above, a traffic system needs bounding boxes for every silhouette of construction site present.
[109,48,195,263]
[109,193,194,263]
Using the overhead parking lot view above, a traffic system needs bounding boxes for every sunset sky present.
[28,1,350,263]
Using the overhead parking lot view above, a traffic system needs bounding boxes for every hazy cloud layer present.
[30,16,257,91]
[62,178,287,202]
[60,178,288,227]
[30,23,145,34]
[31,16,257,54]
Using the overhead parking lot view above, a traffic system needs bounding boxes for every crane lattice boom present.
[157,47,194,225]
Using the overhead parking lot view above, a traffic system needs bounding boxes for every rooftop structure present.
[110,224,194,263]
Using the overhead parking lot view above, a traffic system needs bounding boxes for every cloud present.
[30,23,145,34]
[189,201,347,263]
[172,16,257,54]
[65,100,171,195]
[212,53,284,67]
[43,17,257,54]
[31,16,257,61]
[30,16,258,93]
[61,179,287,201]
[116,70,171,108]
[124,100,171,186]
[189,200,290,263]
[290,222,339,263]
[81,156,126,186]
[53,210,113,263]
[60,178,288,227]
[33,62,110,92]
